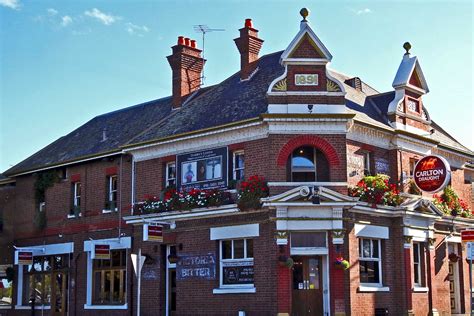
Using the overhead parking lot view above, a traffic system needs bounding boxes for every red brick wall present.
[0,182,15,265]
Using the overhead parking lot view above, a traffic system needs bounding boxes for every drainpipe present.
[131,155,136,215]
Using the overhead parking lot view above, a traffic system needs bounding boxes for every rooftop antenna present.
[193,24,225,84]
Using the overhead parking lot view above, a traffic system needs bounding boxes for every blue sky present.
[1,0,472,172]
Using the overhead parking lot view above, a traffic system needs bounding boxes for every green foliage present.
[433,186,471,217]
[34,171,60,204]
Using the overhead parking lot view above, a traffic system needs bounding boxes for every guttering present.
[124,204,240,225]
[121,117,262,152]
[6,150,122,177]
[261,113,355,120]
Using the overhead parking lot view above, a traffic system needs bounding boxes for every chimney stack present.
[167,36,205,108]
[234,19,264,80]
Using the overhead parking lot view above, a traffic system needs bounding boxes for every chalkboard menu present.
[223,261,254,285]
[176,253,216,280]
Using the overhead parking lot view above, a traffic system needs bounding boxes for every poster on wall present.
[375,158,390,175]
[176,147,228,191]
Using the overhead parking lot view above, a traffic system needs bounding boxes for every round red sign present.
[413,155,451,193]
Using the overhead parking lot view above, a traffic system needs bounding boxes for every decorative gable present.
[267,8,346,115]
[387,42,432,133]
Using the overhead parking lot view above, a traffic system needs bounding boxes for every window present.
[232,151,245,181]
[363,152,372,176]
[409,158,418,177]
[291,146,317,182]
[105,175,118,211]
[165,162,176,188]
[359,238,382,285]
[0,265,12,307]
[407,98,420,113]
[70,182,81,216]
[413,243,423,287]
[22,255,69,306]
[219,239,254,288]
[92,250,126,305]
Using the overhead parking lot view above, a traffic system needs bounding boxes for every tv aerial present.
[193,25,225,84]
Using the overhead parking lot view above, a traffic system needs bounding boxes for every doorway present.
[292,256,324,316]
[166,245,177,316]
[448,243,461,314]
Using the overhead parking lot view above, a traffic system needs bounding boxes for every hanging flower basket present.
[334,256,350,270]
[278,256,294,269]
[448,252,460,263]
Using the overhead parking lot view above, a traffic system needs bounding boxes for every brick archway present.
[276,135,341,167]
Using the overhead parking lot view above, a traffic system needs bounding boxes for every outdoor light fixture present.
[308,104,314,113]
[311,186,320,204]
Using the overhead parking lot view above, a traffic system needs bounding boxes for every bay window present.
[359,238,382,286]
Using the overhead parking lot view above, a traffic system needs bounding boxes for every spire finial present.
[300,8,310,22]
[403,42,411,55]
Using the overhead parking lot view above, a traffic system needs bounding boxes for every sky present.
[0,0,473,172]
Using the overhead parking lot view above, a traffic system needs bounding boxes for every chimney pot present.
[190,39,197,48]
[184,37,191,46]
[245,18,253,28]
[177,36,185,45]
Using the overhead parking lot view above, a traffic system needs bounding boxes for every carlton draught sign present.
[413,155,451,193]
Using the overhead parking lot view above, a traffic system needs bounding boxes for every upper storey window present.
[406,98,420,113]
[289,146,330,182]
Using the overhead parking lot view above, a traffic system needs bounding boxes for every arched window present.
[288,146,330,182]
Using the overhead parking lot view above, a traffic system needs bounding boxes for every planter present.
[334,257,350,270]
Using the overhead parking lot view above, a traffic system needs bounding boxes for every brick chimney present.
[234,19,264,80]
[167,36,205,108]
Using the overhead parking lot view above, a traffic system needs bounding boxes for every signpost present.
[131,249,146,316]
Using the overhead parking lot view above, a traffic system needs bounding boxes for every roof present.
[4,51,472,176]
[392,54,429,92]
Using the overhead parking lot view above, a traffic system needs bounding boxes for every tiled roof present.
[4,51,472,176]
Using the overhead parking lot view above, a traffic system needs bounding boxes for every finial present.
[300,8,310,22]
[403,42,411,55]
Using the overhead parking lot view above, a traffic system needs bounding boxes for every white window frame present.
[363,151,371,176]
[83,238,130,310]
[104,175,118,212]
[218,239,254,289]
[413,242,422,287]
[359,238,383,287]
[291,147,317,182]
[232,151,245,181]
[165,162,176,187]
[73,182,81,207]
[39,202,46,212]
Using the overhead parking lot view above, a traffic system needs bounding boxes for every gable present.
[288,34,325,59]
[409,70,423,90]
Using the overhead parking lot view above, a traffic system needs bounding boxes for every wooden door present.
[292,256,323,316]
[51,272,68,316]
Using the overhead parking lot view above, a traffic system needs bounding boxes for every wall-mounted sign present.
[176,254,216,280]
[222,261,254,285]
[92,244,110,260]
[17,251,33,265]
[375,158,390,175]
[462,230,474,242]
[295,74,318,86]
[176,147,228,191]
[413,155,451,193]
[143,224,163,242]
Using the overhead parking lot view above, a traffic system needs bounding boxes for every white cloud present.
[47,8,58,16]
[84,8,119,25]
[61,15,72,27]
[126,22,149,36]
[356,8,372,15]
[0,0,20,10]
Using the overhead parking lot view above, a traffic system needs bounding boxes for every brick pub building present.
[1,8,474,316]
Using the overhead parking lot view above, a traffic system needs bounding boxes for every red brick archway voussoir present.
[276,135,341,167]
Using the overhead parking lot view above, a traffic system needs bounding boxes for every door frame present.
[290,249,330,316]
[165,245,176,316]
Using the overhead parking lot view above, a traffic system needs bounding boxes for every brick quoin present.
[276,134,341,167]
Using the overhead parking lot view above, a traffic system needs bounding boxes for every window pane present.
[372,240,379,258]
[112,271,121,303]
[43,274,52,304]
[93,271,101,303]
[292,171,316,182]
[291,232,326,248]
[361,239,371,258]
[222,240,232,259]
[104,271,111,303]
[235,154,244,169]
[414,263,419,284]
[413,243,419,262]
[111,176,118,191]
[360,261,380,283]
[292,147,315,170]
[234,240,244,259]
[246,239,253,258]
